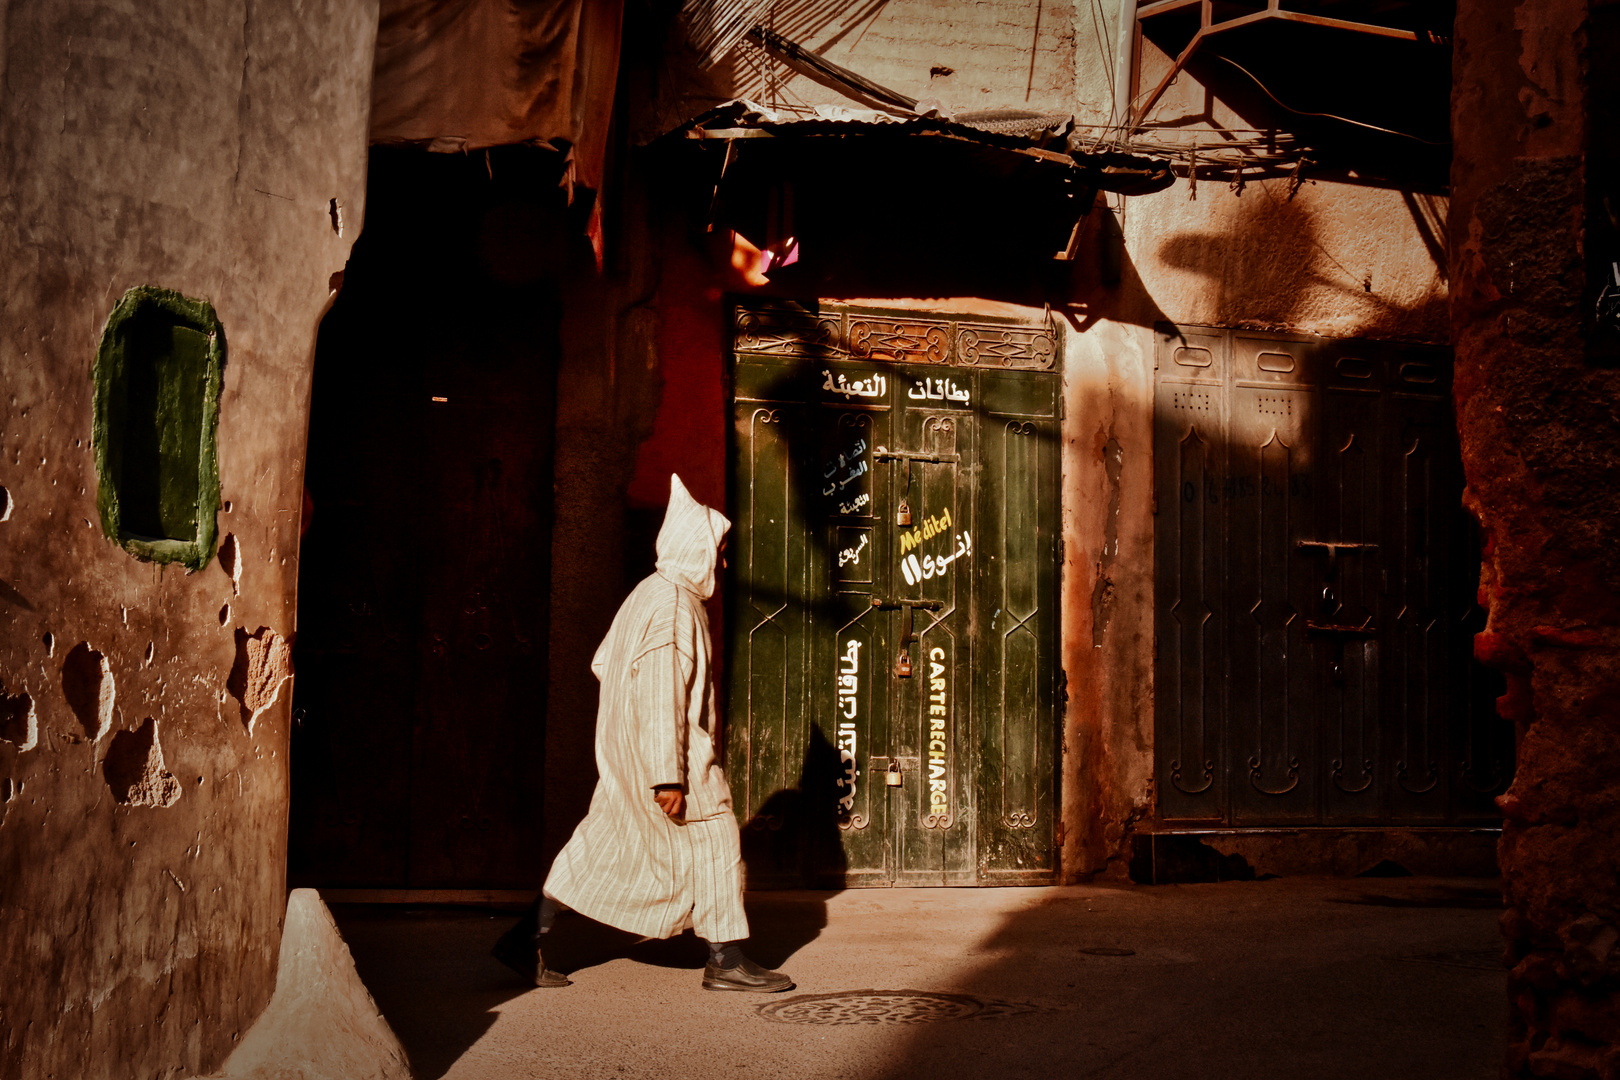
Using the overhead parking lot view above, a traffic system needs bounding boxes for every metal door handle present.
[1305,618,1377,637]
[1297,540,1379,574]
[873,448,959,464]
[869,598,945,611]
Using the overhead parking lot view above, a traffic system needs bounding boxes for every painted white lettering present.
[921,649,948,819]
[837,491,872,516]
[835,639,862,812]
[838,533,869,568]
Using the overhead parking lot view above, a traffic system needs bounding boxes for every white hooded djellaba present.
[543,474,749,943]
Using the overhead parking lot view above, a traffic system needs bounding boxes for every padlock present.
[897,499,912,526]
[895,648,912,678]
[885,760,903,787]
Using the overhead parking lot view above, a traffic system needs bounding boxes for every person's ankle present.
[709,941,746,969]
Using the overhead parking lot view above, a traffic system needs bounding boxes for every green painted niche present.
[93,286,224,571]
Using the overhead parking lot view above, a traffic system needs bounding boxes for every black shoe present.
[491,926,571,988]
[702,955,794,993]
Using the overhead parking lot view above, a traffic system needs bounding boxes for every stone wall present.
[0,2,374,1076]
[1450,1,1620,1076]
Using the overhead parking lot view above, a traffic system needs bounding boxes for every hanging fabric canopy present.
[370,0,625,258]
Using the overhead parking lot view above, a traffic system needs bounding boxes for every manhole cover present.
[758,990,1037,1025]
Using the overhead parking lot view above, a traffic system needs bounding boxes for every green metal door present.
[726,302,1059,887]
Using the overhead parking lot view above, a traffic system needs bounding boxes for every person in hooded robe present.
[492,474,793,992]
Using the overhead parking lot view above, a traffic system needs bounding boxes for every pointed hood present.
[654,474,730,600]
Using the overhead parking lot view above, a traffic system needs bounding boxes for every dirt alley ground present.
[331,876,1506,1080]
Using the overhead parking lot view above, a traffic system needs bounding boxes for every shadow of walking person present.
[738,724,850,968]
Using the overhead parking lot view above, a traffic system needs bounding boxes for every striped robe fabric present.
[544,474,749,943]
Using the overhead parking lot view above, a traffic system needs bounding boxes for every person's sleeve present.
[634,642,696,790]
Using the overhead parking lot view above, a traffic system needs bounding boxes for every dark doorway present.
[289,146,574,889]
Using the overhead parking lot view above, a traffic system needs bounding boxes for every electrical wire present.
[1087,0,1116,115]
[1216,55,1450,147]
[733,34,818,117]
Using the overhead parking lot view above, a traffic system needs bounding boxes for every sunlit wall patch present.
[92,286,225,571]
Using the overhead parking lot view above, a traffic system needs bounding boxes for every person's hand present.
[654,788,685,819]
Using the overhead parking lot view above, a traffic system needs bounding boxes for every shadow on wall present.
[654,109,1450,344]
[651,130,1172,332]
[1135,184,1509,854]
[740,725,850,891]
[1152,178,1450,338]
[697,0,898,110]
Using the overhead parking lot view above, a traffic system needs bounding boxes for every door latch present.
[871,597,943,678]
[872,449,960,465]
[875,448,957,527]
[1296,540,1379,576]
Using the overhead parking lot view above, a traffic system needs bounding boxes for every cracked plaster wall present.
[0,1,375,1077]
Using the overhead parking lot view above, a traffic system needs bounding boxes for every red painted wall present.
[629,234,729,513]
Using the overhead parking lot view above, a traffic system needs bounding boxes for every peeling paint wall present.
[1058,314,1157,880]
[0,1,375,1076]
